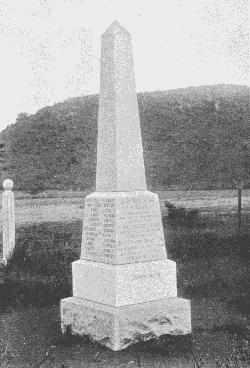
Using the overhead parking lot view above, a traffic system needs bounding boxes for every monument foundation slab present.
[61,296,192,351]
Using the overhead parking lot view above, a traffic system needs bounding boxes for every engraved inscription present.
[82,198,116,261]
[132,272,161,280]
[117,197,165,258]
[81,194,166,263]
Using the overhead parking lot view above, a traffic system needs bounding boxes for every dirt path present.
[14,204,84,225]
[171,196,250,210]
[0,203,84,230]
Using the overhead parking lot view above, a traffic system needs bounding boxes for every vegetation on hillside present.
[0,84,249,193]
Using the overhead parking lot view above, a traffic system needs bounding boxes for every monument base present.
[72,259,177,306]
[60,296,192,351]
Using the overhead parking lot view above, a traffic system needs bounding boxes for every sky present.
[0,0,249,132]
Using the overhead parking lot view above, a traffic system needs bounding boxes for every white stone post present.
[2,179,15,265]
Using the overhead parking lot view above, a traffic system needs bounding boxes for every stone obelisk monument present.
[60,20,191,351]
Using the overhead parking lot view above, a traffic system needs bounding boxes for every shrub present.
[26,176,46,195]
[165,201,200,228]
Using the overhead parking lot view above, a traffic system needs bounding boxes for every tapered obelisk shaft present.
[96,20,147,192]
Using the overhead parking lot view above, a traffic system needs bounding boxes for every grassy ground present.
[1,197,250,366]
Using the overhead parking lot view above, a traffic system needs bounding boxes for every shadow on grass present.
[0,276,72,312]
[0,222,80,312]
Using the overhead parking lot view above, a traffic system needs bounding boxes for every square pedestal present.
[81,191,167,264]
[61,296,192,351]
[73,259,177,307]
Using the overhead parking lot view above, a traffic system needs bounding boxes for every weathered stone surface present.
[72,259,177,306]
[61,296,192,351]
[81,191,167,264]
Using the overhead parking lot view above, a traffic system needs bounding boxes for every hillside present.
[0,84,249,193]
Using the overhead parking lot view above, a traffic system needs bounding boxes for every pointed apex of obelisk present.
[112,20,120,26]
[103,20,130,37]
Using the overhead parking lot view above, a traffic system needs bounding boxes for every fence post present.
[238,186,242,238]
[2,179,15,265]
[236,182,243,240]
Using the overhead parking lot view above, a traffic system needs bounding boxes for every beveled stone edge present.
[61,296,191,314]
[85,191,159,198]
[73,258,176,269]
